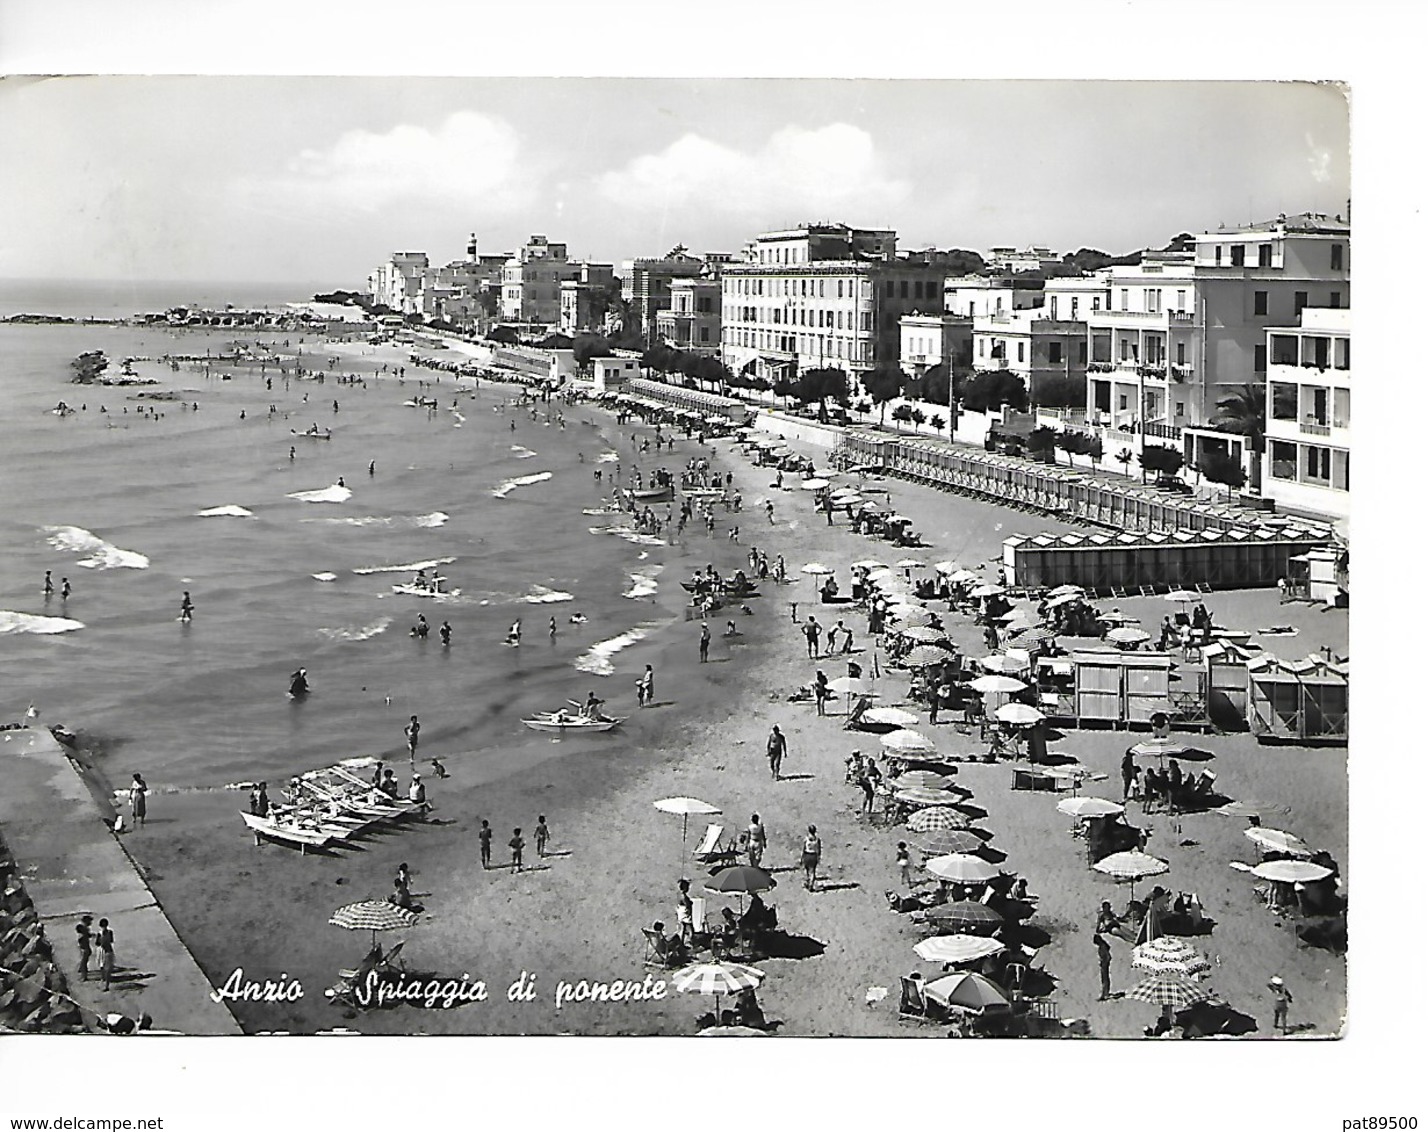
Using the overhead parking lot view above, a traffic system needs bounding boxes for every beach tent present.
[1246,653,1348,745]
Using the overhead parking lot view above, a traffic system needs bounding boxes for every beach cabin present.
[1071,650,1175,729]
[1286,548,1347,607]
[587,356,639,393]
[1201,640,1260,731]
[1246,653,1349,745]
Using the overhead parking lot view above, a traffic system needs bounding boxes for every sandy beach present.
[114,374,1347,1037]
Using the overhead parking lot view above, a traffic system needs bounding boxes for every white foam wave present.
[317,617,391,642]
[43,525,150,569]
[510,445,537,458]
[623,571,660,599]
[451,410,467,424]
[352,557,457,576]
[311,572,338,582]
[574,627,650,676]
[523,586,575,604]
[492,471,553,498]
[0,610,85,635]
[595,451,620,464]
[413,511,449,528]
[288,484,353,504]
[590,524,666,547]
[198,505,254,518]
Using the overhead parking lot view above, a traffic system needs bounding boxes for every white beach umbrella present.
[1047,584,1085,598]
[800,478,830,491]
[948,569,980,584]
[881,729,938,755]
[1093,851,1170,898]
[994,703,1044,727]
[978,654,1030,675]
[850,558,887,570]
[932,561,957,574]
[800,562,834,576]
[915,935,1005,966]
[970,584,1005,598]
[896,558,926,570]
[1057,797,1125,819]
[1245,828,1312,858]
[1107,626,1152,646]
[1164,590,1199,604]
[1250,859,1331,884]
[654,797,722,876]
[970,674,1027,695]
[925,854,1000,885]
[828,676,875,696]
[862,706,920,728]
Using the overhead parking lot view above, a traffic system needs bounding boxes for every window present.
[1271,383,1297,420]
[1119,394,1129,411]
[1175,402,1185,417]
[1050,297,1059,319]
[1214,246,1223,267]
[1336,339,1350,370]
[1077,341,1087,364]
[1254,291,1268,316]
[900,280,909,299]
[1331,243,1343,270]
[1017,341,1025,363]
[914,280,923,299]
[1270,441,1296,480]
[1329,291,1341,308]
[1303,445,1331,485]
[1257,244,1272,268]
[837,280,844,299]
[1230,245,1245,267]
[1254,345,1267,373]
[1071,297,1079,318]
[886,280,895,297]
[1294,291,1308,315]
[1176,342,1186,365]
[1333,450,1349,491]
[1145,289,1160,313]
[1175,290,1186,311]
[1049,341,1063,364]
[995,297,1004,314]
[1120,289,1129,310]
[1092,297,1101,312]
[979,338,985,357]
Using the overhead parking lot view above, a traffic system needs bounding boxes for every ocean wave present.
[352,556,457,576]
[492,471,553,499]
[198,505,254,518]
[413,511,449,528]
[43,525,150,569]
[523,586,575,604]
[311,572,338,582]
[288,484,353,504]
[308,510,449,529]
[510,445,537,459]
[595,451,620,464]
[574,627,650,676]
[623,570,660,599]
[317,617,392,642]
[589,524,666,547]
[0,610,85,635]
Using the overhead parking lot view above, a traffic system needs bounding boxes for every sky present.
[0,77,1349,286]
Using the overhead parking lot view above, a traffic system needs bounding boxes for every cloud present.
[1305,131,1333,184]
[238,110,531,217]
[594,123,910,222]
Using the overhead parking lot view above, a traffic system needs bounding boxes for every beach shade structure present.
[907,807,972,833]
[1047,584,1085,598]
[889,607,937,629]
[850,558,887,571]
[1129,739,1216,763]
[997,609,1038,631]
[800,562,834,576]
[948,569,980,584]
[862,706,921,729]
[705,865,777,896]
[1106,626,1152,647]
[881,729,938,755]
[923,971,1012,1015]
[672,961,765,1021]
[932,560,957,575]
[896,787,965,810]
[970,674,1027,695]
[1044,592,1084,610]
[924,901,1004,931]
[897,770,955,791]
[831,494,864,509]
[828,676,875,697]
[896,557,926,571]
[866,567,898,583]
[1250,859,1332,884]
[799,478,830,491]
[925,854,1000,886]
[1244,828,1312,857]
[903,645,955,669]
[969,584,1006,599]
[1214,800,1265,820]
[915,934,1005,966]
[896,625,949,644]
[1093,851,1170,898]
[654,797,722,877]
[329,900,419,949]
[698,1025,769,1036]
[1057,797,1125,819]
[1164,589,1199,605]
[1124,973,1213,1010]
[912,830,985,857]
[978,654,1030,675]
[1013,626,1057,646]
[994,703,1045,727]
[1132,936,1212,978]
[1097,611,1139,626]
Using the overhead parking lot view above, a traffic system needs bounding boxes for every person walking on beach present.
[96,918,115,991]
[75,914,93,982]
[128,773,147,828]
[43,570,53,598]
[896,842,913,889]
[676,879,694,944]
[535,815,550,857]
[478,820,493,869]
[405,715,421,764]
[638,665,655,707]
[746,814,767,868]
[1268,976,1293,1033]
[61,577,72,601]
[803,616,822,659]
[509,828,525,872]
[369,460,376,477]
[180,591,194,622]
[440,621,452,646]
[1095,932,1113,1000]
[1121,751,1137,802]
[699,622,710,663]
[801,825,822,892]
[767,726,787,781]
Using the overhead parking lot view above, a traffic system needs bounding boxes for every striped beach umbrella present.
[907,807,971,833]
[902,645,954,668]
[673,961,765,1020]
[923,901,1003,931]
[1124,973,1213,1009]
[329,900,419,948]
[897,770,955,791]
[890,607,937,629]
[925,854,999,885]
[896,787,964,809]
[915,935,1005,966]
[1093,851,1170,899]
[1131,937,1212,977]
[911,830,984,857]
[924,971,1011,1014]
[896,625,948,643]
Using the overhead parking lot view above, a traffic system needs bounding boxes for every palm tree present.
[1211,384,1267,493]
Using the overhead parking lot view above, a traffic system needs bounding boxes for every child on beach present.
[479,820,492,869]
[509,828,525,872]
[535,816,550,857]
[896,842,913,889]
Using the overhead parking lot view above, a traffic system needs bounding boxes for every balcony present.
[1301,420,1332,437]
[1170,365,1194,382]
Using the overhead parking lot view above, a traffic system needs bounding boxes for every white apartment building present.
[558,262,616,336]
[986,245,1060,274]
[972,308,1088,401]
[368,252,430,315]
[621,250,707,341]
[655,276,722,354]
[944,275,1044,318]
[1260,307,1350,521]
[899,313,972,378]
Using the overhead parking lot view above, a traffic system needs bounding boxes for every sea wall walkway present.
[0,728,240,1034]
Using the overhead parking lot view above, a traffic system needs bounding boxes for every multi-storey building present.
[1085,213,1350,435]
[986,245,1060,274]
[368,252,430,315]
[655,276,722,354]
[898,313,972,378]
[1259,307,1350,521]
[943,275,1044,318]
[972,308,1088,401]
[720,224,958,386]
[620,250,707,341]
[501,235,583,325]
[558,262,617,336]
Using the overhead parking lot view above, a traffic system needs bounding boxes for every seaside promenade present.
[0,727,239,1034]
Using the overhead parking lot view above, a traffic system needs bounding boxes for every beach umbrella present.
[1129,739,1215,762]
[923,971,1011,1015]
[887,514,913,525]
[897,770,954,791]
[705,865,776,897]
[1013,626,1057,645]
[1057,797,1125,819]
[912,830,984,857]
[1164,590,1199,604]
[881,729,938,755]
[915,935,1005,966]
[833,494,865,509]
[861,706,920,728]
[907,807,972,833]
[1244,828,1311,857]
[895,787,963,809]
[1250,859,1331,884]
[866,566,898,581]
[800,562,834,576]
[654,796,722,876]
[970,674,1026,695]
[978,654,1030,675]
[998,609,1038,631]
[1097,611,1139,625]
[903,645,954,668]
[1124,973,1212,1010]
[889,608,936,629]
[1047,584,1085,598]
[672,961,765,1020]
[799,478,830,491]
[896,558,926,570]
[329,900,419,949]
[995,703,1044,727]
[1106,626,1151,646]
[698,1025,769,1036]
[850,558,887,570]
[1214,800,1266,820]
[925,854,999,885]
[932,561,957,574]
[924,901,1004,931]
[1132,937,1212,977]
[1044,592,1083,610]
[948,569,980,584]
[896,625,948,643]
[969,584,1005,599]
[1094,851,1170,898]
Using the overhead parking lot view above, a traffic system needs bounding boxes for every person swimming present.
[568,611,588,625]
[289,668,310,697]
[506,619,522,645]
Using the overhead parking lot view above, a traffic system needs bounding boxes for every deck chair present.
[693,824,739,869]
[642,927,669,966]
[898,975,929,1019]
[690,897,708,938]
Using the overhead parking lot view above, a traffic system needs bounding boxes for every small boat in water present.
[391,583,461,598]
[521,711,625,734]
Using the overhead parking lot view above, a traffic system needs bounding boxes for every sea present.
[0,280,687,793]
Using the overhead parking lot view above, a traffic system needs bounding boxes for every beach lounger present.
[898,975,929,1019]
[692,824,740,869]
